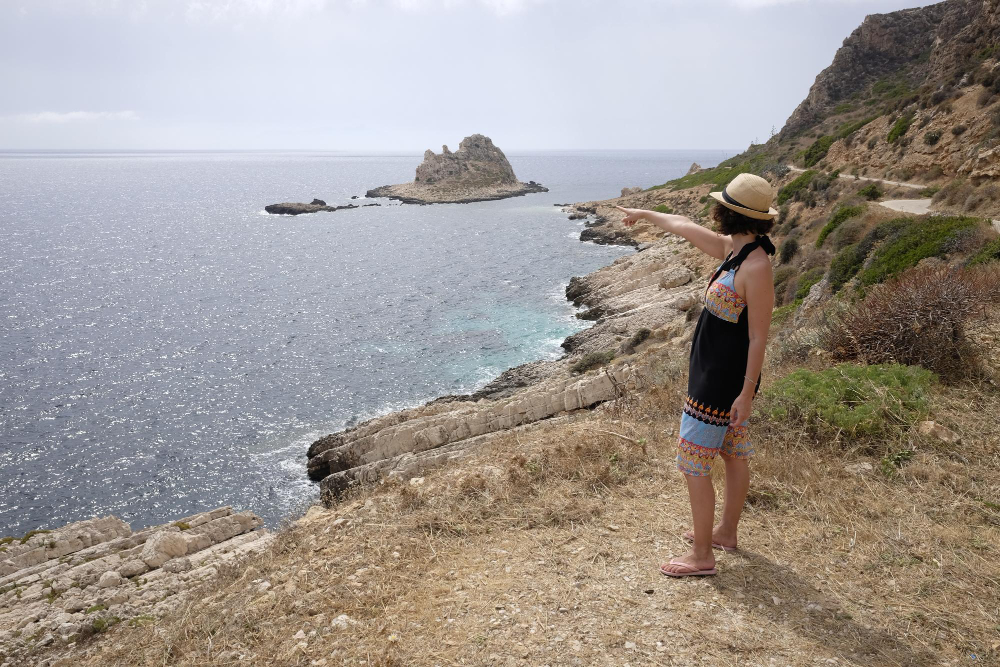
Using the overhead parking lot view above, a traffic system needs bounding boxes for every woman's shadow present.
[708,549,941,666]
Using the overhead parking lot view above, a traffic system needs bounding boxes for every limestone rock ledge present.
[0,507,271,658]
[366,134,548,204]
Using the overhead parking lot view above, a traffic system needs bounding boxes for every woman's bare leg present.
[662,473,716,573]
[682,456,747,549]
[716,455,749,546]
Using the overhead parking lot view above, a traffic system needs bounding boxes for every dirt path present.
[878,199,934,215]
[786,164,924,190]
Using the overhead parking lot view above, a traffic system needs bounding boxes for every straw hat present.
[709,173,778,221]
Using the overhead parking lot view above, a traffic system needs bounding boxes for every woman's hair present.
[711,203,775,236]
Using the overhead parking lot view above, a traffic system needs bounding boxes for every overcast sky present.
[0,0,937,151]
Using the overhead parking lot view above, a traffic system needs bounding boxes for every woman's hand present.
[614,206,646,227]
[730,391,753,426]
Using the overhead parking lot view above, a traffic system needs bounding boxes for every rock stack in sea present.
[366,134,548,204]
[0,507,272,658]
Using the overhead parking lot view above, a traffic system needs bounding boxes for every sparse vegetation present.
[857,183,882,200]
[951,124,967,136]
[825,266,999,380]
[857,216,981,286]
[778,237,799,264]
[816,204,865,248]
[968,238,1000,266]
[777,170,816,205]
[19,529,51,545]
[923,130,942,145]
[173,522,191,531]
[570,350,615,374]
[763,363,934,444]
[887,112,915,143]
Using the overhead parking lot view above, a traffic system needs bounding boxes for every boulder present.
[620,186,643,196]
[97,571,122,588]
[140,531,188,569]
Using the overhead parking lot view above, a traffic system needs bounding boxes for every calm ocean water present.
[0,149,731,536]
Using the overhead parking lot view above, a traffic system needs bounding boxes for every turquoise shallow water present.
[0,149,731,536]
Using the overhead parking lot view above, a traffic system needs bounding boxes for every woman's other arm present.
[730,258,774,425]
[615,206,730,259]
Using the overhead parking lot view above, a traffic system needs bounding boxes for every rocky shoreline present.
[304,184,713,502]
[264,199,361,215]
[0,507,271,661]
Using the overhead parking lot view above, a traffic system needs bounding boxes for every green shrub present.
[857,183,882,200]
[952,124,967,136]
[816,204,865,248]
[967,238,1000,266]
[649,150,778,192]
[570,350,615,374]
[858,216,982,286]
[777,170,817,205]
[918,187,940,198]
[773,265,797,294]
[19,529,51,545]
[92,616,121,633]
[794,267,826,301]
[771,302,797,326]
[762,363,935,443]
[652,204,673,214]
[828,218,910,292]
[832,218,866,251]
[923,130,942,145]
[172,522,191,531]
[85,604,107,614]
[887,112,915,143]
[779,238,799,264]
[620,328,651,354]
[803,136,835,167]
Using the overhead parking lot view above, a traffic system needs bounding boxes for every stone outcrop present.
[0,507,272,659]
[264,201,359,215]
[779,0,972,139]
[366,134,547,204]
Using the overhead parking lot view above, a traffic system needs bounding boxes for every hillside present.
[3,1,1000,665]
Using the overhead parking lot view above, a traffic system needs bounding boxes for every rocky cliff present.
[366,134,547,204]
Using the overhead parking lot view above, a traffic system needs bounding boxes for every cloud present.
[8,111,139,123]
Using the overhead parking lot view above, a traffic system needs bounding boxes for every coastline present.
[0,170,714,659]
[303,182,716,504]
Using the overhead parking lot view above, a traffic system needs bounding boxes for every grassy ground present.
[50,343,1000,666]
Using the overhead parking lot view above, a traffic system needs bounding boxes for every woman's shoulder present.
[740,247,773,278]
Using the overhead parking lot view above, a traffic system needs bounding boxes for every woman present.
[615,172,776,578]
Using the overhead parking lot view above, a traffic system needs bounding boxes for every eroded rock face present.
[0,508,272,660]
[366,134,547,204]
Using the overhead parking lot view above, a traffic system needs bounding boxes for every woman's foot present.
[682,525,738,552]
[659,550,717,577]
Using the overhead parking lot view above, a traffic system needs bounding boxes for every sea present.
[0,148,732,537]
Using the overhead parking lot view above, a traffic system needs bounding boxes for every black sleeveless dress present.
[676,235,774,477]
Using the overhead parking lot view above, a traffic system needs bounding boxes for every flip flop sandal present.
[682,531,738,553]
[660,559,718,578]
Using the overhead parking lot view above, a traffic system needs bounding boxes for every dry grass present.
[29,346,999,667]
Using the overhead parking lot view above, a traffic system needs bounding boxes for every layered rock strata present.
[366,134,548,204]
[0,507,271,657]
